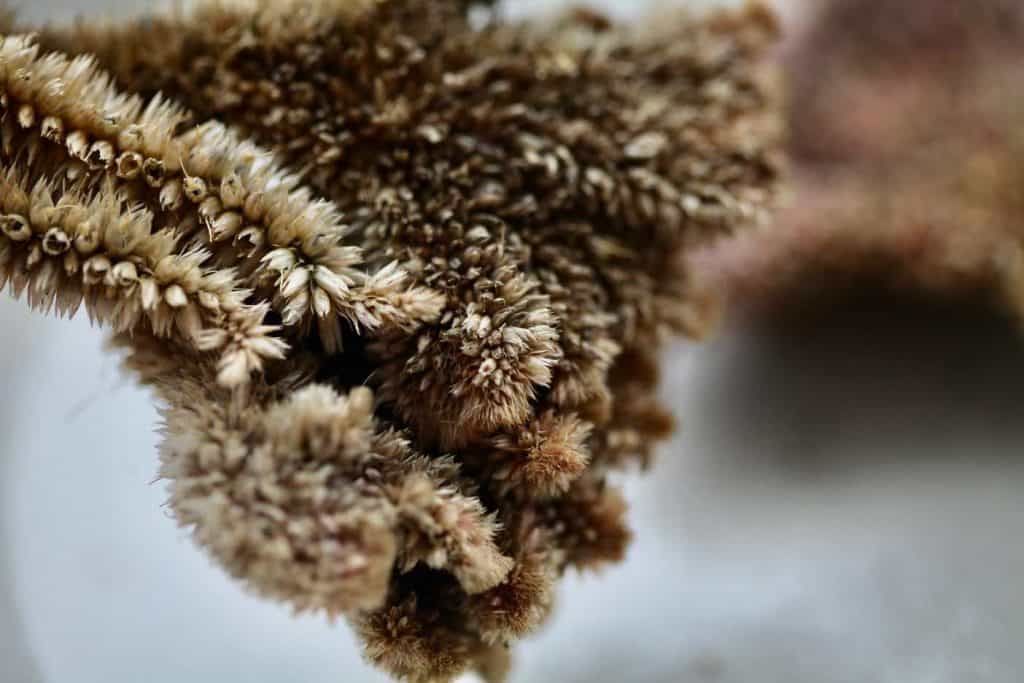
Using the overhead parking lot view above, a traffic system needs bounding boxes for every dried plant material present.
[160,374,510,613]
[3,1,781,680]
[699,0,1024,321]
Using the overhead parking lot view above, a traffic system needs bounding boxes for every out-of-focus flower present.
[699,0,1024,320]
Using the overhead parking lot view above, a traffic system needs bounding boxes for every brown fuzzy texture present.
[699,0,1024,320]
[2,1,781,680]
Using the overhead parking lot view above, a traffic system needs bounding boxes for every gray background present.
[4,1,1024,682]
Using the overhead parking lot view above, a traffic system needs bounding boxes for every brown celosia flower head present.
[1,1,781,679]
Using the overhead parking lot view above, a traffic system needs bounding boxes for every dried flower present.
[3,1,781,680]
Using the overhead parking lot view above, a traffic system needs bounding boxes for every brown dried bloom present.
[2,1,780,680]
[699,0,1024,321]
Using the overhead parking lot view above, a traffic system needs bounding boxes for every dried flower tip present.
[220,173,246,208]
[159,178,183,211]
[164,283,188,308]
[0,214,31,242]
[82,255,110,285]
[142,158,166,187]
[140,277,160,310]
[111,260,138,287]
[198,196,222,224]
[86,141,115,170]
[234,226,264,256]
[41,227,70,256]
[116,151,143,179]
[209,211,242,242]
[65,130,89,161]
[16,103,34,128]
[74,221,100,254]
[183,175,208,203]
[40,116,63,143]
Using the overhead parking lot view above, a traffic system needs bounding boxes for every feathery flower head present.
[3,1,781,679]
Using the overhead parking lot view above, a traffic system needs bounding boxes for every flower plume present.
[3,0,781,680]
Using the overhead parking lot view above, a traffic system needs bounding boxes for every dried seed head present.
[41,227,71,255]
[16,103,34,128]
[209,211,242,242]
[65,130,89,161]
[0,214,31,242]
[139,277,160,310]
[74,221,100,254]
[82,255,111,285]
[116,151,144,179]
[86,140,115,170]
[235,226,265,256]
[198,195,223,224]
[111,260,138,287]
[117,123,145,150]
[143,158,166,187]
[183,175,208,203]
[220,173,246,208]
[40,116,64,143]
[164,283,188,308]
[159,178,183,211]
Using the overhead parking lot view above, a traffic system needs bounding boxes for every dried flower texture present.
[4,1,781,680]
[699,0,1024,320]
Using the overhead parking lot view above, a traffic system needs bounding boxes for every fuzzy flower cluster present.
[699,0,1024,320]
[0,1,780,680]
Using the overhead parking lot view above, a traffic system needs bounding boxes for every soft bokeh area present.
[4,1,1024,683]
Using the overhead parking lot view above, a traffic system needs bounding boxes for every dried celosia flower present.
[700,0,1024,322]
[2,1,781,680]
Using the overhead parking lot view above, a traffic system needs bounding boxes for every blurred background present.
[5,1,1024,682]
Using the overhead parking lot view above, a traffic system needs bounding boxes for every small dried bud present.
[220,173,246,208]
[164,283,188,308]
[142,158,166,187]
[65,130,90,161]
[0,214,31,242]
[82,255,111,285]
[117,123,145,150]
[86,140,115,170]
[16,103,34,128]
[111,260,138,287]
[41,227,71,255]
[159,179,183,211]
[116,151,144,179]
[140,278,160,310]
[40,116,64,143]
[74,222,100,254]
[209,211,243,242]
[183,175,208,203]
